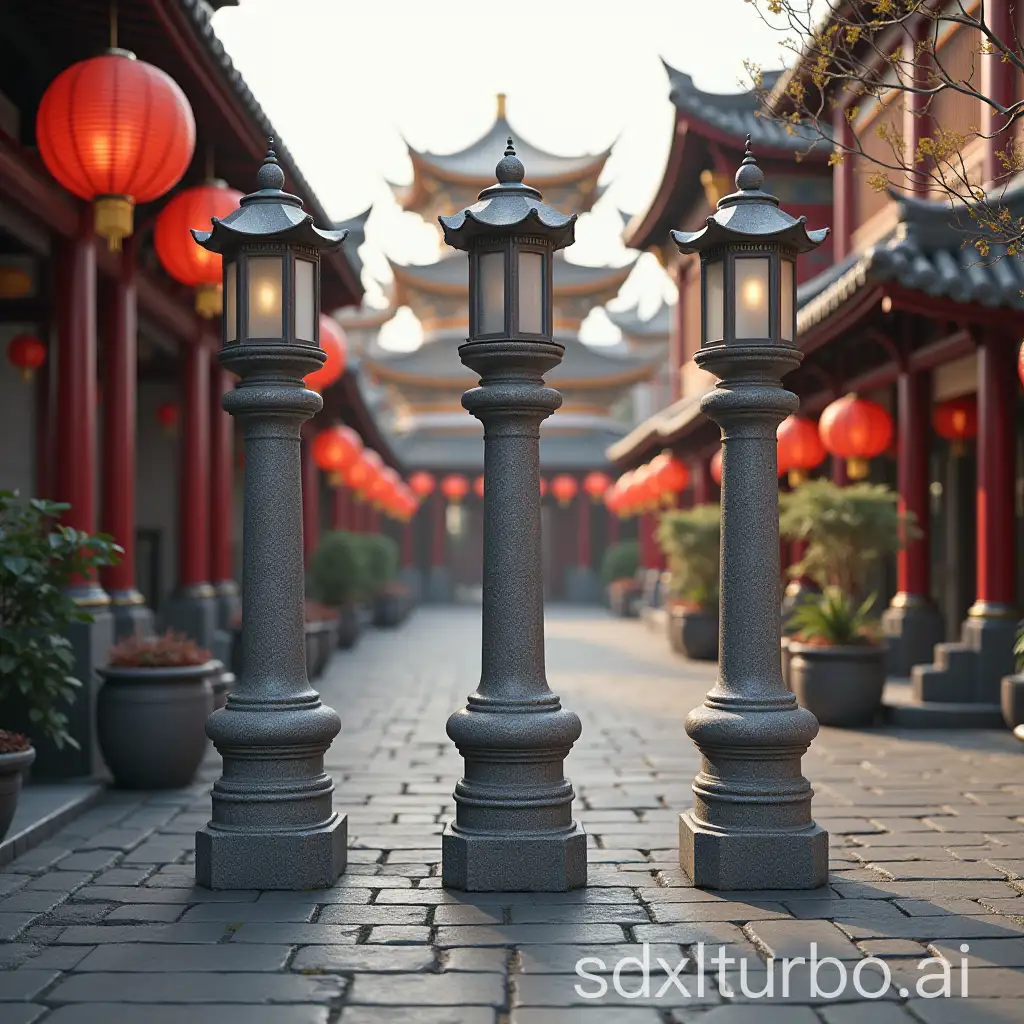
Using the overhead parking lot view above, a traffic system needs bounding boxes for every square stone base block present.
[680,811,828,890]
[442,821,587,892]
[195,813,347,890]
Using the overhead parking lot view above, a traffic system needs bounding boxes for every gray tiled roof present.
[605,299,672,341]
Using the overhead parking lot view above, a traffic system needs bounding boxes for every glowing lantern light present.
[441,474,469,503]
[37,50,195,250]
[345,449,381,499]
[649,451,690,503]
[551,474,578,507]
[305,316,348,393]
[819,393,893,480]
[777,415,826,487]
[310,424,363,486]
[0,267,32,299]
[156,401,179,435]
[154,181,243,317]
[932,395,978,456]
[409,470,436,498]
[6,334,46,382]
[582,471,611,502]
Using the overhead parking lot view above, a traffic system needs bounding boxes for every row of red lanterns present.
[607,452,691,518]
[402,471,614,506]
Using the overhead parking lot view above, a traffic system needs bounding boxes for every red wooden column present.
[982,0,1017,186]
[576,493,591,569]
[895,369,931,600]
[830,456,849,487]
[606,508,619,545]
[692,456,714,505]
[209,363,238,625]
[101,238,146,625]
[401,517,415,568]
[431,490,447,568]
[832,103,854,261]
[367,506,381,534]
[178,340,212,592]
[974,334,1018,612]
[300,432,319,567]
[332,485,351,530]
[56,211,105,602]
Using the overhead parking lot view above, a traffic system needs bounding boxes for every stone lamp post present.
[438,140,587,891]
[191,142,348,889]
[671,138,830,890]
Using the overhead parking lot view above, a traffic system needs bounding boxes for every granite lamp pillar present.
[671,139,830,890]
[438,140,586,891]
[191,143,349,889]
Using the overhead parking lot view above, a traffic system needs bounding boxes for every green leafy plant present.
[360,533,399,597]
[789,587,878,648]
[0,730,31,755]
[0,491,121,749]
[656,504,720,611]
[107,631,211,668]
[309,531,369,607]
[600,540,639,586]
[1014,623,1024,675]
[779,481,918,600]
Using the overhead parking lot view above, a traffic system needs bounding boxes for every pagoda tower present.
[361,96,659,599]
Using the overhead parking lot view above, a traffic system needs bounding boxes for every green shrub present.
[789,587,877,646]
[359,533,399,596]
[656,504,720,611]
[309,531,367,606]
[1014,623,1024,674]
[600,540,639,585]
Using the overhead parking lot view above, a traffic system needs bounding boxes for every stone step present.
[884,699,1005,728]
[934,641,977,674]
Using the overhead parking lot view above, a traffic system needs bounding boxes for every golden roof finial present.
[496,92,507,119]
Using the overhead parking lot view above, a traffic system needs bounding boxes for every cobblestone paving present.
[2,605,1024,1023]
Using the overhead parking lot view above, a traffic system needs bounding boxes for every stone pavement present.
[2,605,1024,1023]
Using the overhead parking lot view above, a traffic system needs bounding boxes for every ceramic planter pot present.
[0,745,35,841]
[97,662,215,789]
[788,642,886,728]
[335,604,361,650]
[669,607,718,661]
[1001,673,1024,731]
[372,593,405,629]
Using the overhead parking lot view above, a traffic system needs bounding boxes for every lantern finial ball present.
[495,138,525,185]
[735,136,764,192]
[256,138,286,192]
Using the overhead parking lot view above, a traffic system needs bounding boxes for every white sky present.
[212,0,787,348]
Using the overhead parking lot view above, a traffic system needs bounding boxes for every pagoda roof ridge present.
[605,298,673,338]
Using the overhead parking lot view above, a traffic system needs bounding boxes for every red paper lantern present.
[1018,340,1024,388]
[409,471,436,498]
[154,181,243,317]
[378,467,402,516]
[649,451,690,502]
[612,470,637,517]
[932,395,978,456]
[441,474,469,503]
[311,425,363,486]
[710,449,722,485]
[156,401,179,435]
[6,334,46,382]
[473,475,485,499]
[37,51,195,250]
[819,393,893,480]
[345,449,380,498]
[582,471,611,502]
[551,474,578,507]
[777,415,826,487]
[305,316,348,394]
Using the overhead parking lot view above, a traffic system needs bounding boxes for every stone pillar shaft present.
[301,433,319,567]
[210,365,236,586]
[178,341,211,588]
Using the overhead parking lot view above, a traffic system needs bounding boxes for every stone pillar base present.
[110,593,155,641]
[426,566,454,603]
[195,813,347,890]
[680,811,828,890]
[882,597,944,678]
[162,585,219,649]
[214,581,241,631]
[564,566,601,604]
[442,821,586,892]
[398,567,423,603]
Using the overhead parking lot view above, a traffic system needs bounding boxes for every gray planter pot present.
[0,746,35,841]
[335,604,361,650]
[1001,673,1024,731]
[608,585,641,618]
[789,642,886,728]
[670,607,718,661]
[97,662,215,789]
[372,593,405,629]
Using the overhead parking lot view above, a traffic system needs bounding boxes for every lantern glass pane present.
[247,255,283,338]
[518,251,543,334]
[780,258,795,342]
[704,259,724,343]
[735,257,770,339]
[225,261,237,343]
[295,258,315,342]
[478,250,505,335]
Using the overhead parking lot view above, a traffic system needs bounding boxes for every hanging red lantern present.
[409,470,436,499]
[539,477,548,498]
[441,474,469,503]
[473,475,485,499]
[611,471,634,517]
[1018,340,1024,388]
[582,471,611,502]
[156,401,179,436]
[305,316,348,394]
[932,394,978,456]
[345,449,380,499]
[649,451,690,503]
[777,415,826,487]
[311,425,362,486]
[710,449,722,485]
[377,467,402,516]
[6,334,46,382]
[154,181,243,318]
[37,50,195,250]
[819,393,893,480]
[550,475,579,507]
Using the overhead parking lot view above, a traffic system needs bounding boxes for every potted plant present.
[309,531,367,649]
[0,490,121,791]
[362,534,406,628]
[781,481,917,727]
[1001,624,1024,732]
[657,504,720,661]
[601,540,641,617]
[0,731,34,841]
[97,631,215,789]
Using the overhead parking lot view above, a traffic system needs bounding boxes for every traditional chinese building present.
[612,39,1024,727]
[362,96,659,600]
[0,0,397,775]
